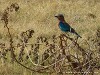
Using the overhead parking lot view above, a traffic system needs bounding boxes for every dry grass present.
[0,0,100,75]
[0,0,100,39]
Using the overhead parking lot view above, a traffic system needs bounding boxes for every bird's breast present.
[59,22,70,32]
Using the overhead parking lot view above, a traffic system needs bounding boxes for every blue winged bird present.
[55,14,82,38]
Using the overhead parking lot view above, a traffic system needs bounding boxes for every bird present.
[55,14,82,38]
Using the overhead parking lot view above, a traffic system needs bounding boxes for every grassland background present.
[0,0,100,75]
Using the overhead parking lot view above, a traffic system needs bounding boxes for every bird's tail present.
[74,32,82,38]
[70,28,82,38]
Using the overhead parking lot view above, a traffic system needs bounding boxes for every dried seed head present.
[10,3,19,12]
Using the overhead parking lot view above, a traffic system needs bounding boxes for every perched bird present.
[55,14,82,38]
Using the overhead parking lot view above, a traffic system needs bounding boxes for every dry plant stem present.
[4,15,37,72]
[5,24,15,62]
[1,3,38,72]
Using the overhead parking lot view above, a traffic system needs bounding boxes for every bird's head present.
[55,14,65,21]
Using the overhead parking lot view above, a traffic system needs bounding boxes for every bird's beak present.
[55,16,58,18]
